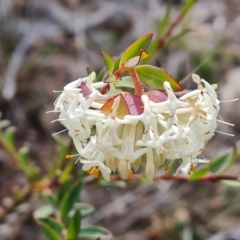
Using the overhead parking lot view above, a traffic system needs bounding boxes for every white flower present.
[52,72,222,181]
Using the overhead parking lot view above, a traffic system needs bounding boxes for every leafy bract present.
[119,33,152,67]
[101,94,130,118]
[135,65,183,91]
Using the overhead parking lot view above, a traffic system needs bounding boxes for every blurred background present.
[0,0,240,239]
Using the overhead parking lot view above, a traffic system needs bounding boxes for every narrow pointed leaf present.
[34,205,54,220]
[102,52,114,73]
[67,209,81,239]
[222,180,240,188]
[68,203,94,217]
[60,179,83,223]
[38,218,64,234]
[214,145,238,175]
[157,5,171,37]
[119,33,153,67]
[57,179,72,205]
[135,65,183,91]
[3,126,15,152]
[79,226,113,239]
[189,167,209,181]
[208,155,228,173]
[86,66,94,75]
[40,223,62,240]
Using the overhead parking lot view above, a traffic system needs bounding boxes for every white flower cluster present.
[53,72,220,181]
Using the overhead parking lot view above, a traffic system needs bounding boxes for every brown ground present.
[0,0,240,239]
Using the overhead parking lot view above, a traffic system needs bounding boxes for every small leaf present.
[135,65,183,91]
[86,66,94,75]
[208,155,228,173]
[166,28,191,46]
[40,222,62,240]
[45,195,58,208]
[180,0,195,16]
[123,50,149,68]
[67,209,81,240]
[119,33,153,67]
[58,163,74,183]
[101,94,130,118]
[38,218,64,234]
[99,180,126,188]
[3,126,15,152]
[157,5,171,37]
[53,135,68,163]
[95,69,106,83]
[214,145,238,175]
[17,147,39,180]
[102,52,114,73]
[34,205,54,220]
[57,179,72,205]
[68,203,94,217]
[222,180,240,188]
[189,167,209,181]
[114,77,134,89]
[60,179,83,224]
[79,225,113,239]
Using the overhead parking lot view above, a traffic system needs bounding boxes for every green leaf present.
[58,162,74,183]
[17,146,39,180]
[79,226,113,239]
[60,179,83,224]
[222,180,240,188]
[208,155,228,173]
[69,203,94,218]
[119,33,153,67]
[180,0,196,16]
[101,52,114,73]
[38,217,64,234]
[99,180,126,188]
[57,179,72,205]
[214,146,238,175]
[34,205,54,220]
[45,195,58,208]
[189,167,209,181]
[157,5,171,37]
[53,135,68,163]
[86,66,94,75]
[67,209,81,240]
[3,126,15,152]
[114,77,134,89]
[166,28,191,46]
[40,222,62,240]
[95,69,106,82]
[135,65,183,91]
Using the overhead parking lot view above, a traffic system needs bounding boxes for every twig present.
[111,173,240,182]
[157,0,198,49]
